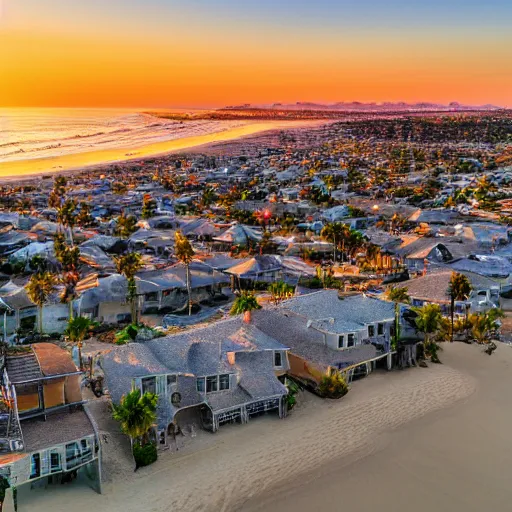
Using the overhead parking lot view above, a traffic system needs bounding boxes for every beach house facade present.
[102,317,289,444]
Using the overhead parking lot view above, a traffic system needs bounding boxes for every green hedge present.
[133,442,157,469]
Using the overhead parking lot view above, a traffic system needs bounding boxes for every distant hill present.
[224,101,503,112]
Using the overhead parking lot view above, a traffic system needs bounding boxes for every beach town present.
[0,109,510,510]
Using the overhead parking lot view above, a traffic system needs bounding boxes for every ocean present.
[0,107,223,164]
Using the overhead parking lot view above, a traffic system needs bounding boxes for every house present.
[0,279,69,340]
[0,343,101,509]
[102,317,289,442]
[252,291,395,386]
[401,269,499,314]
[76,262,229,323]
[212,224,262,248]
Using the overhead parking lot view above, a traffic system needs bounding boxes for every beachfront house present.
[102,317,289,444]
[0,343,101,510]
[252,291,395,387]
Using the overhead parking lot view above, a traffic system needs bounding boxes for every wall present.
[97,302,131,324]
[288,352,326,384]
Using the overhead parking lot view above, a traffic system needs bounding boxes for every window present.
[50,451,61,473]
[141,377,156,395]
[219,374,230,391]
[196,378,205,392]
[338,335,345,349]
[206,376,218,393]
[347,334,355,347]
[145,292,158,302]
[377,323,384,336]
[66,442,80,469]
[167,374,177,394]
[274,351,282,367]
[30,453,41,479]
[368,325,375,337]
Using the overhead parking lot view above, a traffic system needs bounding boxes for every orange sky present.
[2,0,512,108]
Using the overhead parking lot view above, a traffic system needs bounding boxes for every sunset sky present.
[1,0,512,108]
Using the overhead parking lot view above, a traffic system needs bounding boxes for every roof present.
[32,343,78,376]
[102,316,289,409]
[5,352,42,384]
[275,290,395,333]
[213,224,262,245]
[22,408,95,452]
[251,309,377,370]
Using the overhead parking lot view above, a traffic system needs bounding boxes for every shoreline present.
[16,343,483,512]
[0,120,321,181]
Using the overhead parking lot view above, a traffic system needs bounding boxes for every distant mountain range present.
[224,101,503,112]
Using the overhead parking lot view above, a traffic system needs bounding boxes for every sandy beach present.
[0,120,318,178]
[15,342,511,512]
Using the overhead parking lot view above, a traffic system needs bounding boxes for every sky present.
[1,0,512,108]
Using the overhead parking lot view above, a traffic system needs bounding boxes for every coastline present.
[0,120,321,180]
[16,343,491,512]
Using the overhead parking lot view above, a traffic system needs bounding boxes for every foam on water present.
[0,108,227,163]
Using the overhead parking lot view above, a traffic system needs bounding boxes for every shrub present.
[318,372,349,399]
[133,441,157,469]
[284,378,300,410]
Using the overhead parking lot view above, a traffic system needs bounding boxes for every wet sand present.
[16,342,505,512]
[0,120,318,178]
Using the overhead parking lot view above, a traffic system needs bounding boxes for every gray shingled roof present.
[22,409,95,452]
[276,290,394,333]
[252,309,377,370]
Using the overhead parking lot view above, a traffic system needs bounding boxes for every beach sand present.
[0,120,318,178]
[16,342,510,512]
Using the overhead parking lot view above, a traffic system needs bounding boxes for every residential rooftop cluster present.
[0,112,510,507]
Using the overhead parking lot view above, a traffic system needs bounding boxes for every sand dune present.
[16,343,489,512]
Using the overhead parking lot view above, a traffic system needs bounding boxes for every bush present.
[318,372,349,399]
[133,442,157,469]
[284,378,300,411]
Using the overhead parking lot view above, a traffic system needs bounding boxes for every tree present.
[57,199,77,245]
[174,230,195,316]
[413,303,443,363]
[115,253,143,324]
[25,272,58,334]
[469,308,505,344]
[447,272,471,342]
[321,222,365,262]
[112,181,128,195]
[230,291,261,323]
[268,281,294,304]
[200,187,217,209]
[141,195,156,219]
[48,176,67,209]
[54,232,81,320]
[386,286,410,351]
[65,316,96,370]
[112,389,158,445]
[76,202,95,227]
[115,211,138,238]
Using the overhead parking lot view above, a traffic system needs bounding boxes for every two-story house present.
[252,290,395,387]
[102,317,289,446]
[0,343,101,510]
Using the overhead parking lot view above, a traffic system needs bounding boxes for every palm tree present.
[230,291,261,323]
[174,231,195,316]
[57,199,77,245]
[268,281,294,304]
[447,272,471,342]
[200,187,217,209]
[112,389,158,446]
[65,316,96,370]
[115,211,138,238]
[48,176,67,209]
[413,303,443,363]
[141,195,156,219]
[25,272,58,334]
[76,202,95,228]
[115,253,143,324]
[469,308,505,344]
[386,286,410,351]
